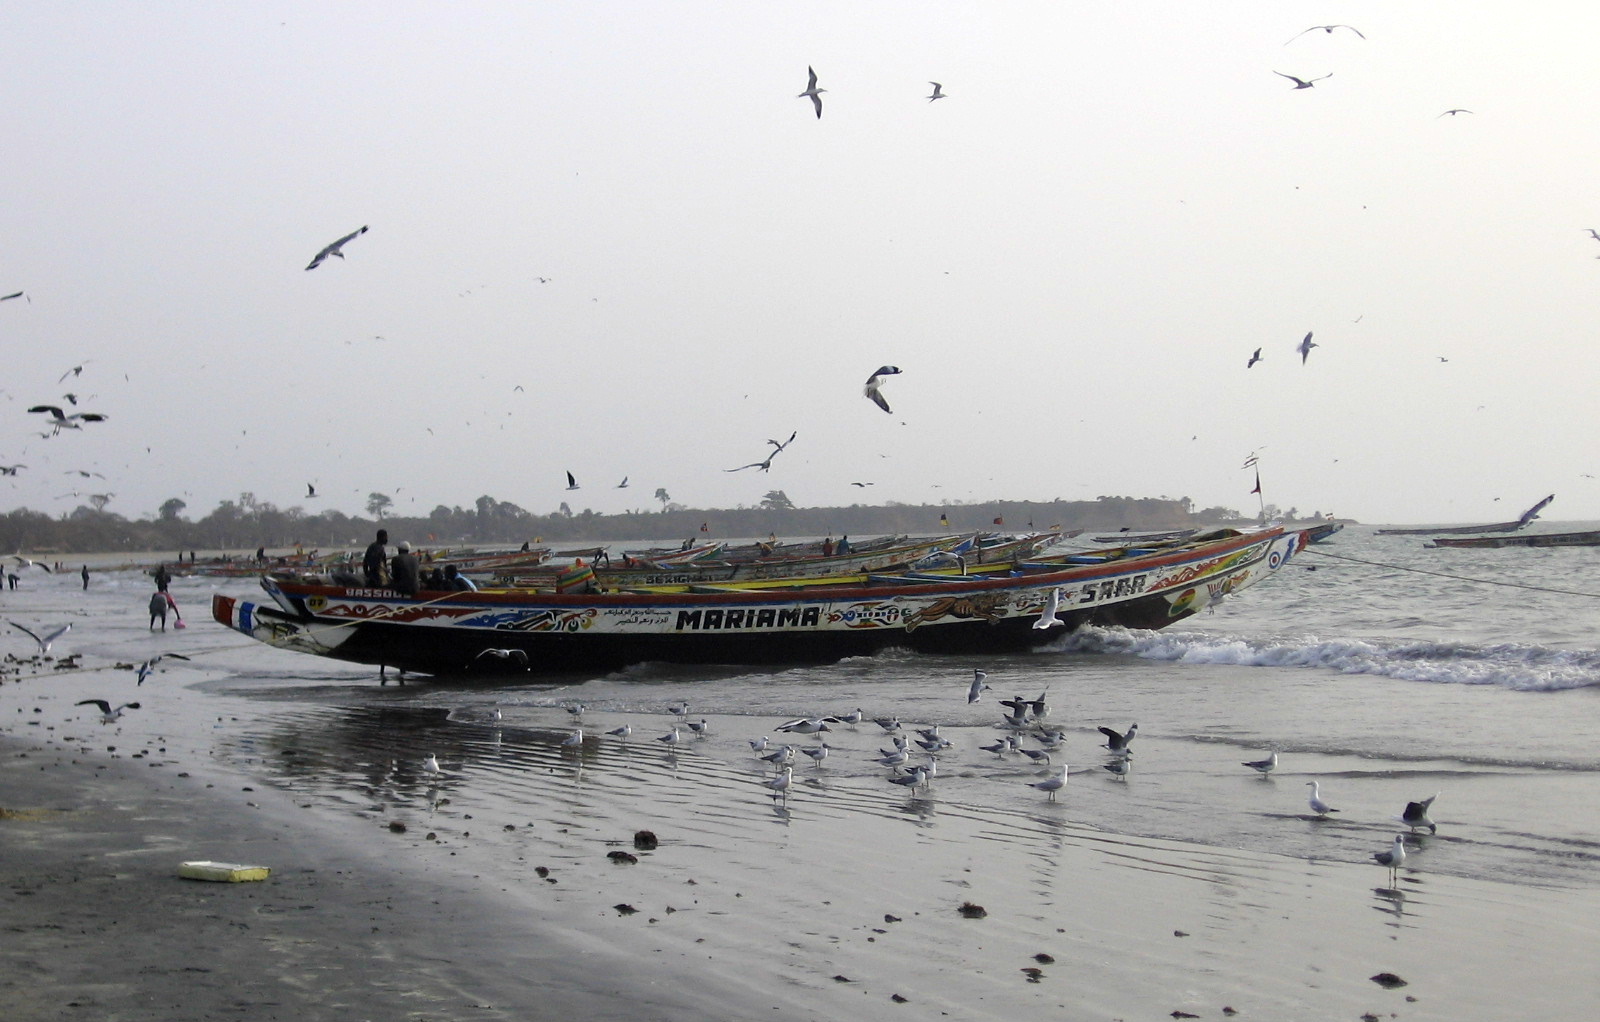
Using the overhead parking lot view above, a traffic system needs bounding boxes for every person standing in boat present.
[837,535,852,555]
[389,540,421,596]
[821,536,834,557]
[362,529,389,587]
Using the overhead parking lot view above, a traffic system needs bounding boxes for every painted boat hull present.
[211,527,1309,676]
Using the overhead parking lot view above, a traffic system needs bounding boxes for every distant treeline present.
[0,493,1279,556]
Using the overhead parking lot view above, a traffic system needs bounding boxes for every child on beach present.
[148,591,168,631]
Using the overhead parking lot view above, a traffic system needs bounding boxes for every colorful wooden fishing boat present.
[211,526,1312,676]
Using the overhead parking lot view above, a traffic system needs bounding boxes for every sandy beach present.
[3,563,1599,1021]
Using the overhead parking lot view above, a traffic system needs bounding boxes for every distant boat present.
[1427,529,1600,549]
[1302,521,1344,544]
[1375,495,1554,536]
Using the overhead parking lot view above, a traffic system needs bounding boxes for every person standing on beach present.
[362,529,389,587]
[149,591,168,631]
[389,541,421,596]
[153,563,172,593]
[80,565,89,590]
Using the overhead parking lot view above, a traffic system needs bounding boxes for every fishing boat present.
[1375,495,1555,536]
[492,533,1047,588]
[1427,529,1600,549]
[211,525,1312,676]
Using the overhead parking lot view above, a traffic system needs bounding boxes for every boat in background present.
[1427,529,1600,549]
[211,526,1312,676]
[1376,494,1555,536]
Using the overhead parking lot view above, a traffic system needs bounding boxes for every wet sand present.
[3,568,1599,1020]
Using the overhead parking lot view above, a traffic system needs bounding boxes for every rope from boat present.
[1303,548,1600,599]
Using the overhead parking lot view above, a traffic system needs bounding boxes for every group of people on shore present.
[360,529,476,595]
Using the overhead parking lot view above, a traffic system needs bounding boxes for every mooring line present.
[1304,547,1600,600]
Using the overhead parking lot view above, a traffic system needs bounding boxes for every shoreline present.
[6,692,1600,1022]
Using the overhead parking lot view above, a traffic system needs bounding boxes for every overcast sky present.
[2,2,1597,527]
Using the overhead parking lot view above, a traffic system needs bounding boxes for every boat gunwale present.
[263,527,1284,609]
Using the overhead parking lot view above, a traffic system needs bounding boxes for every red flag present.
[993,516,1004,526]
[1250,469,1262,495]
[700,521,709,533]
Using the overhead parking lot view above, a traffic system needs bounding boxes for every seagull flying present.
[76,699,141,723]
[1286,24,1365,44]
[28,405,108,432]
[798,66,825,119]
[1274,71,1333,89]
[864,365,901,414]
[306,482,317,498]
[1438,109,1473,117]
[927,82,945,102]
[1246,347,1263,368]
[565,470,579,490]
[305,225,369,270]
[0,290,24,302]
[1032,588,1065,630]
[1099,722,1138,755]
[12,556,53,573]
[0,465,25,476]
[475,647,530,666]
[8,620,70,652]
[1297,331,1317,364]
[58,362,90,382]
[616,476,629,488]
[135,652,192,686]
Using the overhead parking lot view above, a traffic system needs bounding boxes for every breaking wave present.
[1062,627,1600,692]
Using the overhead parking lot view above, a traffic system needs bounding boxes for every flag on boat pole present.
[940,513,950,528]
[1250,469,1261,495]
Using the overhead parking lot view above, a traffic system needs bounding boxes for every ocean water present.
[9,523,1600,896]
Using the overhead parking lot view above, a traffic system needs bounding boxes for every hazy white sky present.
[3,2,1597,526]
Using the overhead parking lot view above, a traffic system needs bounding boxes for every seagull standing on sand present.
[560,729,584,747]
[1242,751,1278,776]
[1373,835,1407,882]
[1400,793,1439,834]
[421,753,442,775]
[798,66,825,119]
[765,765,794,801]
[305,225,369,270]
[1028,765,1069,801]
[1274,71,1333,89]
[8,620,71,653]
[864,365,902,414]
[1297,331,1318,363]
[1032,588,1065,630]
[1306,780,1339,816]
[76,699,140,723]
[888,765,929,792]
[926,82,945,102]
[967,668,991,703]
[606,724,632,741]
[657,726,683,750]
[799,743,831,766]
